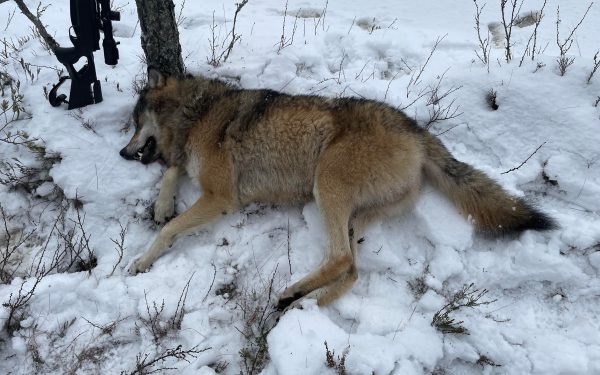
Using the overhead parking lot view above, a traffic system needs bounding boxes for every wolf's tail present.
[422,133,557,236]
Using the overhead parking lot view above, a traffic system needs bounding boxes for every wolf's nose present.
[119,147,133,160]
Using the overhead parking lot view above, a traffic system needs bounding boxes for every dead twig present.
[125,345,209,375]
[587,50,600,84]
[501,141,546,174]
[473,0,491,66]
[277,0,299,53]
[202,262,217,302]
[109,223,127,277]
[222,0,249,63]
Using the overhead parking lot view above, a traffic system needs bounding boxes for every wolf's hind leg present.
[284,180,421,307]
[277,173,355,309]
[154,166,180,224]
[129,195,235,274]
[298,207,382,306]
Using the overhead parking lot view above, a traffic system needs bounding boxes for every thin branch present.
[555,3,593,76]
[556,2,593,54]
[501,141,546,174]
[221,0,249,63]
[202,262,217,302]
[531,0,547,61]
[587,50,600,84]
[12,0,59,53]
[473,0,490,65]
[109,223,127,277]
[500,0,520,62]
[411,34,446,89]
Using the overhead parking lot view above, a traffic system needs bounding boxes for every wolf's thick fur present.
[121,69,556,309]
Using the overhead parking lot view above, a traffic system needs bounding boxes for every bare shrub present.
[83,316,127,337]
[423,71,463,128]
[137,274,193,344]
[53,206,97,274]
[11,0,59,53]
[207,0,249,67]
[399,35,448,113]
[1,76,32,145]
[406,34,446,97]
[1,199,96,334]
[131,71,147,95]
[237,268,280,375]
[0,141,61,197]
[499,0,522,62]
[277,0,299,53]
[519,1,547,67]
[68,110,97,134]
[0,205,35,283]
[109,223,127,276]
[311,0,329,36]
[431,283,497,334]
[122,345,209,375]
[473,0,491,66]
[2,272,43,334]
[324,341,349,375]
[555,3,593,76]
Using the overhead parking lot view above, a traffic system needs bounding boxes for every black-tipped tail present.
[422,133,558,237]
[506,199,558,235]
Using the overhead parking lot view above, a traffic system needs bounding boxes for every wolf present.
[120,68,556,309]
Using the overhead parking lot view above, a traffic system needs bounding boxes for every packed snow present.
[1,0,600,374]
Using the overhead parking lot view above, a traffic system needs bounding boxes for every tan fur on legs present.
[130,148,237,274]
[129,194,236,273]
[154,166,180,224]
[277,168,356,308]
[304,265,358,306]
[306,209,382,306]
[307,189,421,306]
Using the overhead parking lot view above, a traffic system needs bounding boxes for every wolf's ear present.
[147,67,166,89]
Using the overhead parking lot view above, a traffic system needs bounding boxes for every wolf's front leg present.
[129,195,236,274]
[154,166,180,224]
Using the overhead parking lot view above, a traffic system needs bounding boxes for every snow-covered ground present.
[1,0,600,374]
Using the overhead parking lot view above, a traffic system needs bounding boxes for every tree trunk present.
[135,0,185,78]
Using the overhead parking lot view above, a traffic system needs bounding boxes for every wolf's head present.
[119,68,172,164]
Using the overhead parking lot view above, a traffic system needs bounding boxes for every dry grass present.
[431,283,497,334]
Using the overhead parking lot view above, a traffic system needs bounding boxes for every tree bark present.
[135,0,185,78]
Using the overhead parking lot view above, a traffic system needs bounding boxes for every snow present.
[1,0,600,374]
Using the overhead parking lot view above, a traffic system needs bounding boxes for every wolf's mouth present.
[134,136,157,164]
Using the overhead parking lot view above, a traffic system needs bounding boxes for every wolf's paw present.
[276,287,304,311]
[154,196,175,224]
[128,257,152,275]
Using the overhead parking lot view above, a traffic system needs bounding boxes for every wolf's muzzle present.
[119,147,135,160]
[119,136,157,164]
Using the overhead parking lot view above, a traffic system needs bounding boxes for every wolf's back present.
[422,134,556,236]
